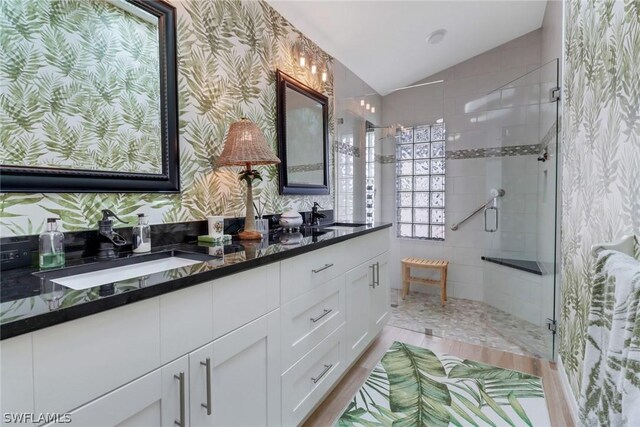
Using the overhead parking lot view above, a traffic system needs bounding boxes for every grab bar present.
[450,189,505,231]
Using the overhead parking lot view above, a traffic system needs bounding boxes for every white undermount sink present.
[35,251,215,291]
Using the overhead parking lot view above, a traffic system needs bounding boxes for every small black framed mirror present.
[276,70,330,195]
[0,0,179,193]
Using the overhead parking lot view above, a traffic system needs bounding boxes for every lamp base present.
[238,230,263,240]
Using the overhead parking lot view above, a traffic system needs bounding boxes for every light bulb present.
[299,55,305,67]
[360,100,365,107]
[366,103,370,110]
[311,63,317,74]
[371,107,376,113]
[321,70,327,82]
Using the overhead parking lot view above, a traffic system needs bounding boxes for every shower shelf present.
[481,256,543,276]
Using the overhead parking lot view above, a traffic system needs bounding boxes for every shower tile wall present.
[381,29,543,301]
[334,60,382,223]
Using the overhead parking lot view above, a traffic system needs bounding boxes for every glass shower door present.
[482,60,560,359]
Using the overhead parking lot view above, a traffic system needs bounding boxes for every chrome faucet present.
[97,209,128,259]
[311,202,326,226]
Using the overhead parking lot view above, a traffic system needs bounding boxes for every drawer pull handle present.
[311,364,333,384]
[375,262,380,287]
[174,372,186,427]
[310,309,333,323]
[312,263,334,273]
[370,265,376,288]
[200,358,212,415]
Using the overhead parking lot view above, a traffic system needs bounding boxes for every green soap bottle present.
[39,218,65,269]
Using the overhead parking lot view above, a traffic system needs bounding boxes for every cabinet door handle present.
[375,262,380,287]
[369,265,376,288]
[312,263,334,273]
[310,308,332,323]
[200,358,212,415]
[311,364,333,384]
[173,372,185,427]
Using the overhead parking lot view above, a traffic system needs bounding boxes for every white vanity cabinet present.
[1,226,392,427]
[280,228,391,426]
[344,251,390,364]
[369,252,390,337]
[345,261,372,363]
[189,310,281,427]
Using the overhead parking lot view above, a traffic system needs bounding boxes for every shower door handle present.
[484,206,498,232]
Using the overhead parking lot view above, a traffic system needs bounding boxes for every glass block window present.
[337,135,354,222]
[365,128,375,224]
[396,123,445,240]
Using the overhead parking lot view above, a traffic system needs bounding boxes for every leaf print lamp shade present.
[217,118,280,240]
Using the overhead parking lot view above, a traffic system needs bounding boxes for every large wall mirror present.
[276,70,329,195]
[0,0,179,192]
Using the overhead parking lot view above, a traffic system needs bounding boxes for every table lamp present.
[217,118,280,240]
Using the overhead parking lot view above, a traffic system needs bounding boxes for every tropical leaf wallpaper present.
[0,0,162,174]
[0,0,334,237]
[560,0,640,399]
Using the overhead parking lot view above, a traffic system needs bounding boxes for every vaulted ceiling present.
[268,1,547,95]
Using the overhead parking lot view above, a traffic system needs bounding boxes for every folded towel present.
[197,234,231,243]
[579,249,640,426]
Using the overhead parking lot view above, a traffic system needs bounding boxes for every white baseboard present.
[557,354,579,425]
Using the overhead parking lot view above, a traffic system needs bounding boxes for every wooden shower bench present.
[401,257,449,306]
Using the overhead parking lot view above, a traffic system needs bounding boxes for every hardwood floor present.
[303,325,575,427]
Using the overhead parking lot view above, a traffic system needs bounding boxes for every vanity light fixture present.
[366,103,370,110]
[311,63,317,74]
[217,118,280,240]
[299,48,306,67]
[436,118,443,123]
[321,69,327,82]
[371,107,376,113]
[360,99,365,107]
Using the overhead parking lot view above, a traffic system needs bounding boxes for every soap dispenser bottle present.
[132,213,151,253]
[39,218,65,269]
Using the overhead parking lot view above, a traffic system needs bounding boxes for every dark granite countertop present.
[0,222,391,340]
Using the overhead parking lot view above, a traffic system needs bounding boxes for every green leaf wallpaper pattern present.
[559,0,640,400]
[0,0,335,237]
[0,0,162,174]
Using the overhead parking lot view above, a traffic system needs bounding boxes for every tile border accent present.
[287,163,324,173]
[335,141,360,157]
[446,143,542,160]
[377,154,396,164]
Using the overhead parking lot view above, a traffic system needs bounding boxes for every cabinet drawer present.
[281,275,345,371]
[32,299,161,415]
[281,323,346,427]
[348,229,390,268]
[212,262,280,339]
[281,244,346,303]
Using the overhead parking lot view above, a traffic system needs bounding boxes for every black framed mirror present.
[276,70,329,195]
[0,0,179,193]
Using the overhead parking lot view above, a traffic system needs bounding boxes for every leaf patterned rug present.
[337,342,550,427]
